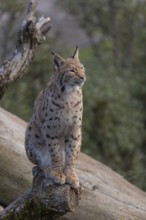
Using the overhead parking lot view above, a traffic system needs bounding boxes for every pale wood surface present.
[0,107,33,204]
[0,107,146,220]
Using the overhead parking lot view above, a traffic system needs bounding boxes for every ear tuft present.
[72,46,79,60]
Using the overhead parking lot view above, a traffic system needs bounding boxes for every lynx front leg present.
[64,129,81,188]
[44,135,65,185]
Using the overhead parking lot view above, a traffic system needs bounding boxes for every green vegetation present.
[1,0,146,190]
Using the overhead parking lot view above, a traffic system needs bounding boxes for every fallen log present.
[0,107,146,220]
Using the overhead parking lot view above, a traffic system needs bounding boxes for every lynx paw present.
[50,171,66,184]
[66,172,79,188]
[44,168,65,185]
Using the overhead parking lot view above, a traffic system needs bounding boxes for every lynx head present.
[52,47,86,92]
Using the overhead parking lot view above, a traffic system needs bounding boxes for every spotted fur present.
[25,47,86,188]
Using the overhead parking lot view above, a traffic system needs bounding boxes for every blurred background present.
[1,0,146,190]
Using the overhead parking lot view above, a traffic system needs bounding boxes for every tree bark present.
[0,107,146,220]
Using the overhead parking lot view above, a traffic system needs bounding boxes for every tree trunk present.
[0,107,146,220]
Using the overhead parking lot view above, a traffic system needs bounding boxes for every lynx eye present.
[80,65,84,70]
[69,69,75,73]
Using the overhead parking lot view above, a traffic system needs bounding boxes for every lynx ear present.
[52,52,65,70]
[72,46,79,60]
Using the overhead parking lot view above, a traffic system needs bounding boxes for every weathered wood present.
[0,108,81,219]
[0,0,52,99]
[0,174,81,220]
[0,107,146,220]
[0,106,79,218]
[0,107,32,205]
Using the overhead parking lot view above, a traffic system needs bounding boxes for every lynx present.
[25,47,86,188]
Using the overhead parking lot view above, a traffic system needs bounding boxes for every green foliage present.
[58,0,146,190]
[0,0,25,12]
[0,0,26,60]
[82,58,146,189]
[59,0,146,71]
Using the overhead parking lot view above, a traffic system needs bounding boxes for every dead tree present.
[0,0,146,219]
[0,0,52,98]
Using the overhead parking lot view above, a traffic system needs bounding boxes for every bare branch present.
[0,0,52,99]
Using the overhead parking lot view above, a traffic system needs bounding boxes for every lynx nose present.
[80,76,86,82]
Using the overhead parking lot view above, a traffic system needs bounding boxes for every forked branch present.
[0,0,52,99]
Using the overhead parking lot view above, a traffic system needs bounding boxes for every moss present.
[2,201,64,220]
